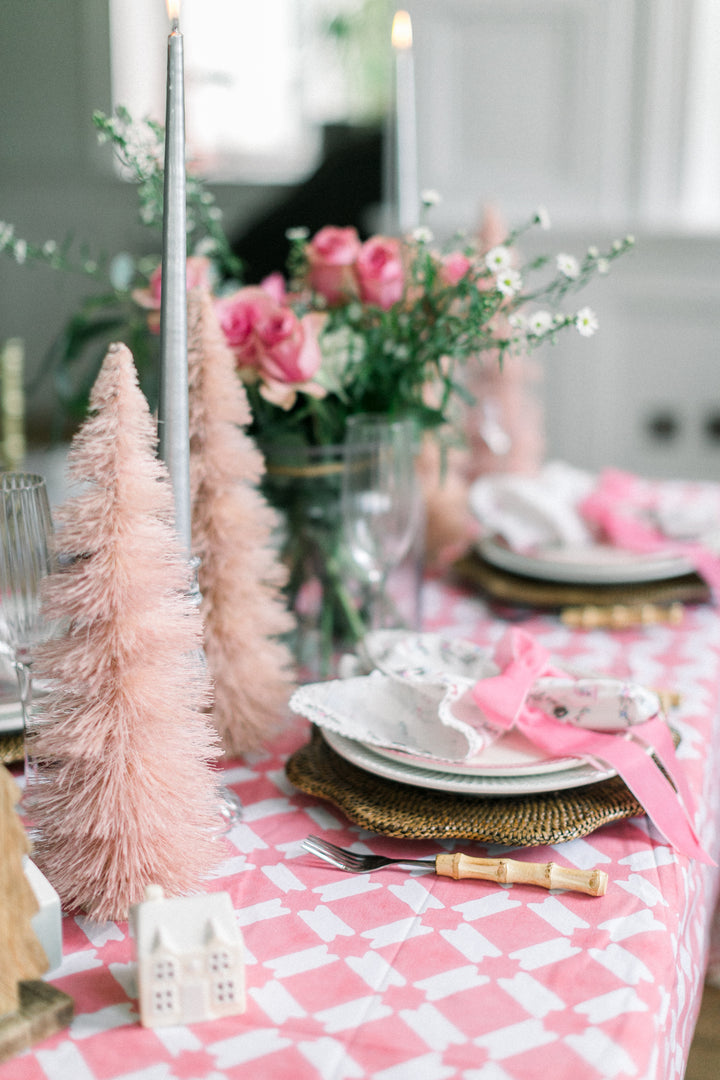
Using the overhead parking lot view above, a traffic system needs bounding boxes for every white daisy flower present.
[0,222,14,248]
[597,258,610,274]
[575,307,599,337]
[412,226,433,243]
[508,312,527,329]
[557,253,580,279]
[535,206,551,230]
[528,310,553,335]
[587,245,599,259]
[421,189,442,206]
[496,268,522,297]
[485,246,512,272]
[13,239,27,265]
[285,226,310,241]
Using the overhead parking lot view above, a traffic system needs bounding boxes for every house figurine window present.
[131,885,246,1028]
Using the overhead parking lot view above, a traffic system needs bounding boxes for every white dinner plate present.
[367,727,581,777]
[322,729,616,797]
[477,536,694,585]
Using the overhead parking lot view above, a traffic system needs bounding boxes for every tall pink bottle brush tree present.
[28,342,223,922]
[188,289,296,756]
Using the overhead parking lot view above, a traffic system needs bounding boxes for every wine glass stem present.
[13,658,33,789]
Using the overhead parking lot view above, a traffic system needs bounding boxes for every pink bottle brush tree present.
[28,342,223,923]
[188,289,296,756]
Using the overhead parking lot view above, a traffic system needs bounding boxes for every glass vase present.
[262,440,423,681]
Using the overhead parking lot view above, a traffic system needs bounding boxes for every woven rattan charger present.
[286,726,645,846]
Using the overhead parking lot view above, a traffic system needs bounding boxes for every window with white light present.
[108,0,389,184]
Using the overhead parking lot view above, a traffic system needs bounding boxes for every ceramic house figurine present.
[131,885,246,1028]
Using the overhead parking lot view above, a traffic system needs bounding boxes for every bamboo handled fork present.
[303,835,608,896]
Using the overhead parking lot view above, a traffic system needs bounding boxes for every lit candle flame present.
[166,0,180,26]
[392,10,413,50]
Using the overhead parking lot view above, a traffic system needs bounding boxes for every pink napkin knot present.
[472,628,713,864]
[580,468,720,601]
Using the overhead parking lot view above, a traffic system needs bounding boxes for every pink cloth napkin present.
[580,468,720,599]
[472,627,713,864]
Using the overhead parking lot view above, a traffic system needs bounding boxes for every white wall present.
[408,0,720,480]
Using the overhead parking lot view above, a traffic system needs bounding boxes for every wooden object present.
[434,852,608,896]
[0,766,48,1017]
[561,602,685,630]
[0,981,73,1064]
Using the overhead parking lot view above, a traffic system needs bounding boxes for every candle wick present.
[170,18,180,33]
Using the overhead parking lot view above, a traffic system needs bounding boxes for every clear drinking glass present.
[0,473,55,786]
[341,415,423,632]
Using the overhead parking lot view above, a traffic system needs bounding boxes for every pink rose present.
[355,236,405,310]
[146,255,215,306]
[439,252,473,287]
[254,307,324,385]
[306,225,362,305]
[215,286,275,367]
[259,272,287,303]
[134,256,216,333]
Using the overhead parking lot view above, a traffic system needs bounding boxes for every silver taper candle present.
[158,6,191,553]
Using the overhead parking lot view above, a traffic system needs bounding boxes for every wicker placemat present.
[452,551,709,610]
[285,727,644,846]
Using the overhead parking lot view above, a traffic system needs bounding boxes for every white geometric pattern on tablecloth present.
[398,1001,467,1051]
[234,897,291,926]
[263,944,339,978]
[298,904,356,942]
[360,916,434,950]
[297,1036,364,1080]
[208,1028,293,1068]
[315,992,393,1033]
[313,877,382,902]
[550,837,612,868]
[508,936,582,970]
[598,908,667,940]
[497,971,565,1017]
[388,878,445,913]
[563,1026,639,1078]
[224,821,269,853]
[345,950,407,990]
[474,1017,558,1058]
[74,914,125,946]
[249,978,306,1023]
[262,862,306,892]
[452,890,521,921]
[69,1002,135,1039]
[573,986,649,1024]
[618,847,678,871]
[414,964,489,1001]
[212,853,254,878]
[615,872,668,906]
[440,923,503,961]
[373,1050,459,1080]
[588,943,654,983]
[153,1024,203,1055]
[526,895,590,935]
[36,1040,98,1080]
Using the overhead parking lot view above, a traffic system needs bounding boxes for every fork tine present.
[303,836,369,869]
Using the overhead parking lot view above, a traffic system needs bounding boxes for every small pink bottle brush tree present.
[188,289,296,756]
[28,343,223,922]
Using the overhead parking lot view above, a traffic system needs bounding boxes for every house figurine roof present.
[131,885,246,1028]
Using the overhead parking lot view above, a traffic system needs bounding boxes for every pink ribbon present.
[580,469,720,601]
[472,628,713,864]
